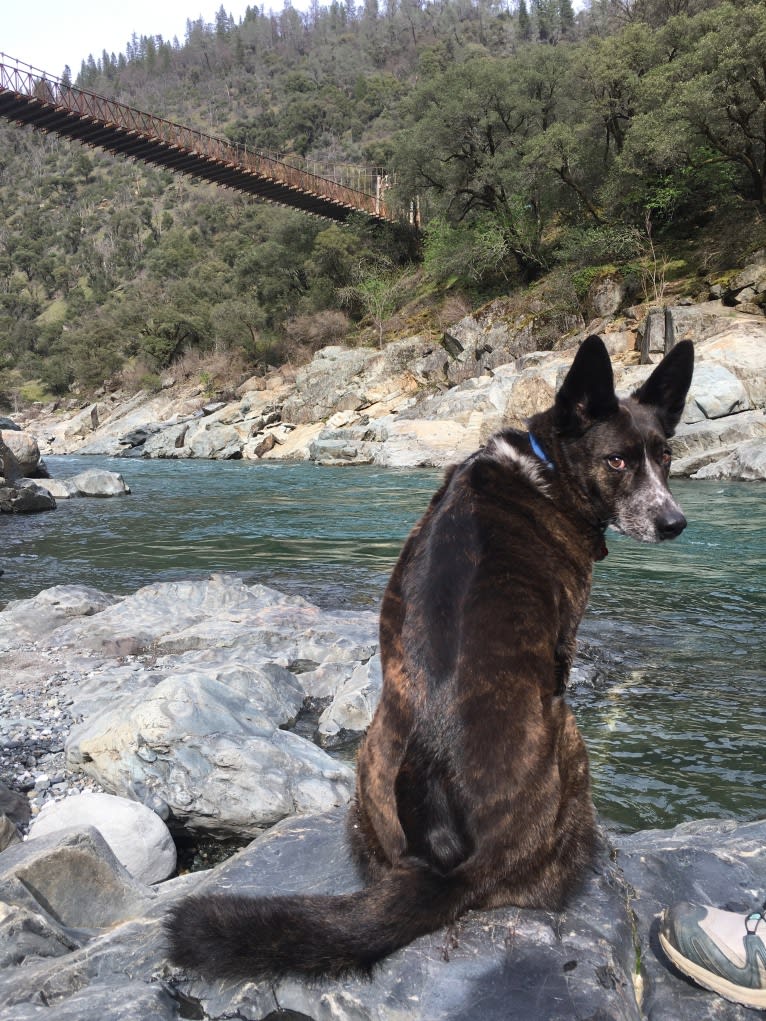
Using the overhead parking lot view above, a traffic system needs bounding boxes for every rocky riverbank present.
[0,576,764,1020]
[9,283,766,483]
[1,276,764,1017]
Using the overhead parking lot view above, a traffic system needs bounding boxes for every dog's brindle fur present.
[166,335,694,981]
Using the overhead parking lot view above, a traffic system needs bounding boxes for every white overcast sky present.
[2,1,307,79]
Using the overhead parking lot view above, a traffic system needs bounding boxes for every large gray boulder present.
[184,421,243,459]
[0,429,40,476]
[683,363,750,422]
[0,431,24,483]
[140,421,191,457]
[0,481,56,514]
[66,667,354,838]
[27,792,176,884]
[696,322,766,409]
[670,410,766,477]
[44,469,131,499]
[691,438,766,480]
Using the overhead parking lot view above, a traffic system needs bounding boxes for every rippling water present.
[1,456,764,831]
[0,457,436,607]
[576,480,766,830]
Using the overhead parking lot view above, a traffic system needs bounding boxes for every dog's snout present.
[657,507,687,540]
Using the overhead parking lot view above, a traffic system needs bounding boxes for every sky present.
[2,0,304,79]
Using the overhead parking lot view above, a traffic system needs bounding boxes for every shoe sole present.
[659,931,766,1010]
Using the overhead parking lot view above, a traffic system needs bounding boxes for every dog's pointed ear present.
[632,340,694,437]
[555,335,618,433]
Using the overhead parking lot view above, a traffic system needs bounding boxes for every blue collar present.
[528,432,554,470]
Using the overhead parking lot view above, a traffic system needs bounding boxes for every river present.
[1,455,764,832]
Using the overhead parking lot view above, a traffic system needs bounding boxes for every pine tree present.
[518,0,531,40]
[559,0,575,37]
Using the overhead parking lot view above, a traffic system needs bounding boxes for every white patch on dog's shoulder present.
[487,437,518,463]
[485,436,552,496]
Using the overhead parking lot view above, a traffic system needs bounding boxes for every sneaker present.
[659,901,766,1010]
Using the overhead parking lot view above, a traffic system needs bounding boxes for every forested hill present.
[1,0,764,406]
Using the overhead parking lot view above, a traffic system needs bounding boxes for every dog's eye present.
[661,449,672,467]
[606,455,626,471]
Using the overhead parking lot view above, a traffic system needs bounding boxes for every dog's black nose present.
[657,508,687,540]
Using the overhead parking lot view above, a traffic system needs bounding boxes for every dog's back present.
[352,432,599,912]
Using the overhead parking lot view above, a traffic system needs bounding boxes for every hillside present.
[0,0,764,409]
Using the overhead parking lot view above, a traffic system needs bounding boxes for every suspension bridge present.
[0,54,398,224]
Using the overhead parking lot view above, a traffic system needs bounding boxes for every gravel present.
[0,670,105,830]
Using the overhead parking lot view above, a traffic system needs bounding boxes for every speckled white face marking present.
[609,404,686,542]
[486,436,552,496]
[611,449,684,542]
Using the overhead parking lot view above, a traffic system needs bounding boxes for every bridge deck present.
[0,57,395,224]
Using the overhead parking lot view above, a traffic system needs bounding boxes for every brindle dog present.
[166,335,694,980]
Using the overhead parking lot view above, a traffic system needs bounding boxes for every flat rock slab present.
[2,982,181,1021]
[1,811,765,1020]
[169,810,640,1021]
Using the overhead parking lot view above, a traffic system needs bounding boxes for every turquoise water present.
[0,457,437,607]
[579,481,765,831]
[1,456,764,832]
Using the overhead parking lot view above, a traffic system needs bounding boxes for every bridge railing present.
[0,53,393,220]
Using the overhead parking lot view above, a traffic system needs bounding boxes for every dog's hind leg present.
[464,701,595,913]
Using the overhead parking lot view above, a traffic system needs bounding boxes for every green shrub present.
[39,355,76,396]
[557,227,644,268]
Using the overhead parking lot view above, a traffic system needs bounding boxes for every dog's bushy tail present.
[165,862,468,981]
